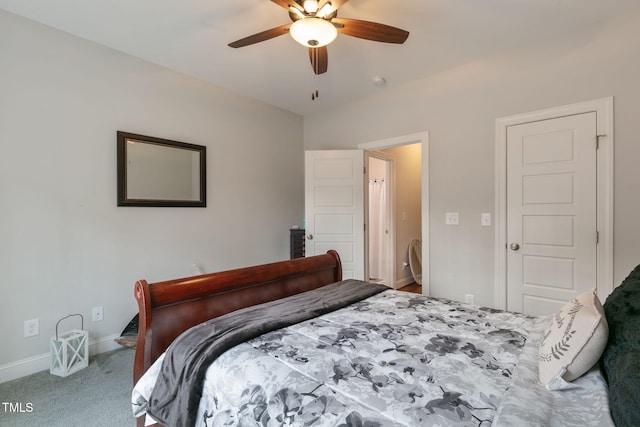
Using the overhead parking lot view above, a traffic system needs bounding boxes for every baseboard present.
[0,333,121,384]
[394,275,416,290]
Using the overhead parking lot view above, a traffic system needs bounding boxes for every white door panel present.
[507,112,597,315]
[305,150,364,280]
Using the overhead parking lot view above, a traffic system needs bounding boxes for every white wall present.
[304,10,640,306]
[0,10,303,380]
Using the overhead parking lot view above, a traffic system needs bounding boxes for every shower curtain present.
[369,179,388,283]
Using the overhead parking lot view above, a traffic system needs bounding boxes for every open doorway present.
[304,132,428,292]
[363,139,425,292]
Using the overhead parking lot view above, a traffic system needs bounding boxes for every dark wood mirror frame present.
[117,131,206,207]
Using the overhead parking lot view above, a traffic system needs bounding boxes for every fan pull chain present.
[311,49,319,100]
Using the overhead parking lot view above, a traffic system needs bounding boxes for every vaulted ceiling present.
[1,0,637,115]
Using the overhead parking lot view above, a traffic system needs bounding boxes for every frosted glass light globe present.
[289,18,337,47]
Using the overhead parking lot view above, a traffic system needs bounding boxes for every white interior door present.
[305,150,364,280]
[506,112,597,315]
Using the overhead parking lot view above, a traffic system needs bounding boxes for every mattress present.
[133,287,613,426]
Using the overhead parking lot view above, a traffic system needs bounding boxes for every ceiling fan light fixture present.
[302,0,318,13]
[289,6,305,19]
[290,17,338,47]
[316,3,334,18]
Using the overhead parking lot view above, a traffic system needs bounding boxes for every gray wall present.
[304,10,640,306]
[0,10,303,377]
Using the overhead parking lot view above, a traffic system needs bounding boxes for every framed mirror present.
[117,131,206,207]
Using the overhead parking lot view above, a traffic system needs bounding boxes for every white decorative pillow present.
[538,289,608,390]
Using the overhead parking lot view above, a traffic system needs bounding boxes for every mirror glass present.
[117,132,206,207]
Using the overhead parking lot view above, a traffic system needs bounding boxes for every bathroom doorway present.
[365,142,423,291]
[306,131,428,288]
[358,131,428,293]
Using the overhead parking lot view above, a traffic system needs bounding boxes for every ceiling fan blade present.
[332,18,409,44]
[271,0,304,12]
[309,46,328,75]
[228,24,291,48]
[317,0,349,15]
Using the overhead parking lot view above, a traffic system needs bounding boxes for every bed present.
[131,251,639,427]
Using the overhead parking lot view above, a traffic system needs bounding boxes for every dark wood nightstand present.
[290,228,305,259]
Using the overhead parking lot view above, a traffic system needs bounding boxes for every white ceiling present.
[1,0,637,116]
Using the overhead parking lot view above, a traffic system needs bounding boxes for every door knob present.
[510,243,520,251]
[307,234,314,240]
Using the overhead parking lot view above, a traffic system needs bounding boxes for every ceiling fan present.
[228,0,409,75]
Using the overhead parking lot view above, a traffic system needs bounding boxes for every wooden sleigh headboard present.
[133,250,342,385]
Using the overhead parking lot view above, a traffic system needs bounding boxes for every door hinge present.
[596,134,606,150]
[596,230,599,244]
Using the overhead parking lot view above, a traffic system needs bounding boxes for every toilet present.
[408,238,422,285]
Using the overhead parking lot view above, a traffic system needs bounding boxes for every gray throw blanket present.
[147,279,388,426]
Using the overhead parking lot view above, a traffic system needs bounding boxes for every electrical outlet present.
[445,212,459,225]
[92,306,103,322]
[24,319,39,337]
[481,212,492,226]
[464,294,475,305]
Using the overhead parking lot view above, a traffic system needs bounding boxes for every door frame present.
[494,97,614,309]
[358,131,430,294]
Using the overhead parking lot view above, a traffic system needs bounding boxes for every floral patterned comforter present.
[133,289,613,426]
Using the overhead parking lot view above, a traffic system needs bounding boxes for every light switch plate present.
[481,212,491,226]
[445,212,459,225]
